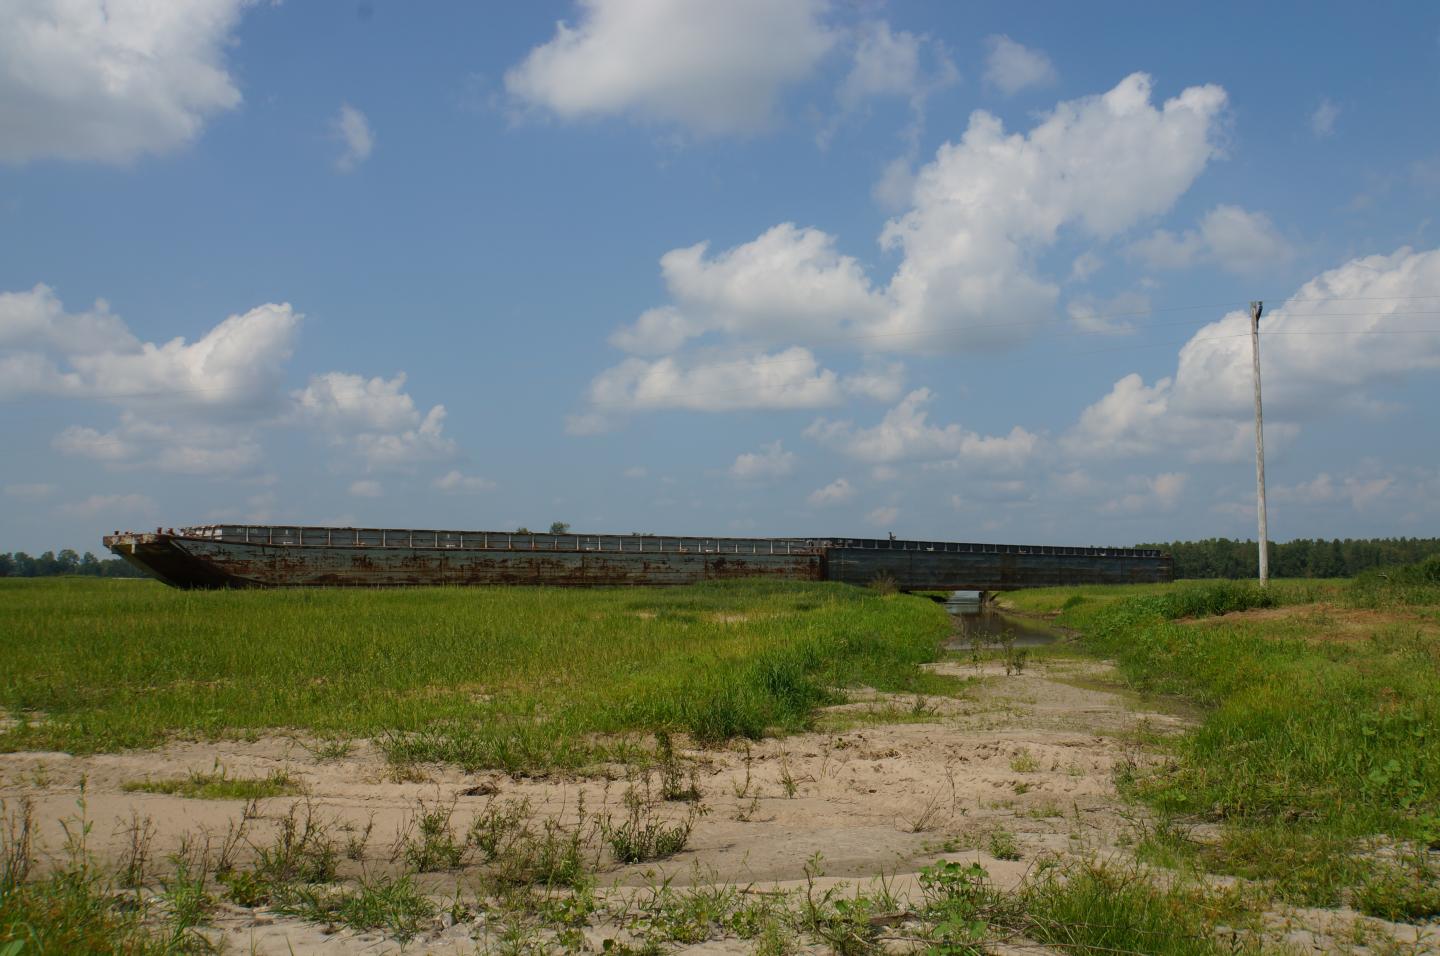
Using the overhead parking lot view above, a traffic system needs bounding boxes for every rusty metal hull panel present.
[103,533,823,589]
[103,526,1172,591]
[825,547,1173,591]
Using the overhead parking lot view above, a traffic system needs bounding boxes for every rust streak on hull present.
[103,526,1172,591]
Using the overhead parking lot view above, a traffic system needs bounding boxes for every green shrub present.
[1353,852,1440,922]
[1351,555,1440,607]
[1021,861,1258,955]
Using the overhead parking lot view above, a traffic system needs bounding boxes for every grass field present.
[1009,562,1440,918]
[6,568,1440,949]
[0,578,957,772]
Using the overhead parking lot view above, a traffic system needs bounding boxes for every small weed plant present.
[604,790,698,864]
[123,767,300,801]
[986,830,1021,861]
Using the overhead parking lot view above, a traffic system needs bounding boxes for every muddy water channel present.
[942,592,1064,649]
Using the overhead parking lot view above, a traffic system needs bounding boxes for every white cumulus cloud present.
[866,505,899,527]
[434,470,497,494]
[1067,290,1151,335]
[0,284,137,354]
[982,35,1056,95]
[1068,246,1440,460]
[0,285,300,412]
[596,71,1229,396]
[1310,98,1339,138]
[806,388,1039,468]
[576,74,1228,430]
[1070,252,1104,283]
[823,20,956,148]
[0,0,251,164]
[52,414,263,476]
[1273,472,1394,510]
[837,21,925,108]
[505,0,837,136]
[332,103,374,172]
[349,406,456,472]
[1100,473,1187,514]
[3,286,304,477]
[293,372,425,433]
[841,360,906,402]
[608,223,885,354]
[877,74,1226,349]
[1129,205,1292,275]
[729,440,797,480]
[0,283,468,477]
[294,372,456,472]
[577,347,845,424]
[807,477,854,506]
[59,492,157,519]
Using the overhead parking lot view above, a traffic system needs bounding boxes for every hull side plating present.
[103,526,1171,591]
[824,547,1172,591]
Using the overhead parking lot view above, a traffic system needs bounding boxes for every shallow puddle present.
[943,594,1064,649]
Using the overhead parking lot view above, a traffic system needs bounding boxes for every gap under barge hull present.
[104,525,1173,591]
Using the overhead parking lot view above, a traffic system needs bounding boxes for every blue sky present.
[2,0,1438,555]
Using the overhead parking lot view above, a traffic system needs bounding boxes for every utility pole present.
[1249,300,1269,586]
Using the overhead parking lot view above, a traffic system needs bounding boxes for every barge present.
[104,525,1173,591]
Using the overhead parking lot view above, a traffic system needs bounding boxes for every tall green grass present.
[1032,569,1440,908]
[1020,861,1262,956]
[0,579,954,771]
[1349,554,1440,607]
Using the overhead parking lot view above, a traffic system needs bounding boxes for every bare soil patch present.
[4,653,1430,952]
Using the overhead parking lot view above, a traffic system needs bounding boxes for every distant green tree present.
[549,521,571,535]
[0,550,145,578]
[1138,537,1440,579]
[100,556,144,577]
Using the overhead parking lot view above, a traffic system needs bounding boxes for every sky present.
[2,0,1439,555]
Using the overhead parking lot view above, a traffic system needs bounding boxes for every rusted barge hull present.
[105,528,825,589]
[826,546,1169,591]
[103,525,1172,591]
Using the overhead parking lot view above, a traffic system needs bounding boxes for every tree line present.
[0,550,146,578]
[1136,537,1440,580]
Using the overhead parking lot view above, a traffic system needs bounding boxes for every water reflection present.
[943,592,1062,649]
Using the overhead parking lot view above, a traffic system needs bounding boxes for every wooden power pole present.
[1249,300,1269,586]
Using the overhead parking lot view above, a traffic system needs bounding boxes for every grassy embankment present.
[1007,560,1440,920]
[0,578,958,772]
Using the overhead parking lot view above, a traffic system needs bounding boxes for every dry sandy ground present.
[2,651,1434,953]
